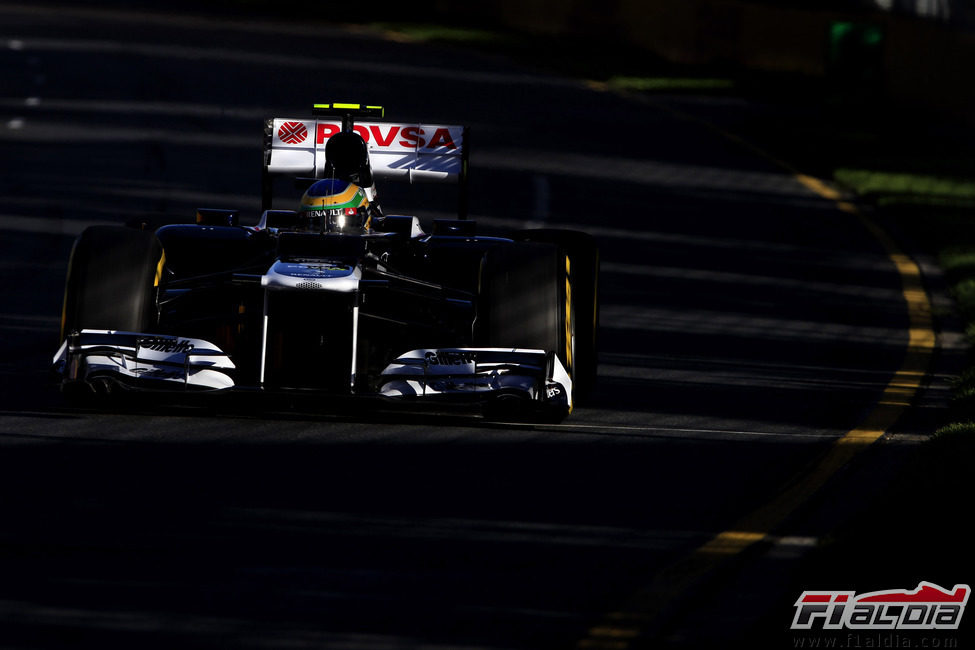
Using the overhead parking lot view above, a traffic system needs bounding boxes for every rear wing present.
[262,104,470,216]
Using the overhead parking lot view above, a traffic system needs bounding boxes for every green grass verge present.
[370,23,509,46]
[835,168,975,204]
[607,76,735,92]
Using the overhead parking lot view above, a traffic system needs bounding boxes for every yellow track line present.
[577,98,936,649]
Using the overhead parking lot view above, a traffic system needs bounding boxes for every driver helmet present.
[298,178,372,234]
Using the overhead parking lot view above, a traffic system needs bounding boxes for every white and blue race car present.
[53,104,599,420]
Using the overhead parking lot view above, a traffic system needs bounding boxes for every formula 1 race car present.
[53,104,599,420]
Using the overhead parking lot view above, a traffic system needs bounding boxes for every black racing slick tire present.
[478,241,576,415]
[479,241,564,355]
[61,226,163,340]
[515,229,599,403]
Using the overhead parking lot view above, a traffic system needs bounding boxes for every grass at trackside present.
[607,76,736,92]
[938,237,975,410]
[835,168,975,204]
[370,22,508,46]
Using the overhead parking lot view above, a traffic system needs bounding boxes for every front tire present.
[61,226,163,340]
[515,230,599,403]
[477,241,573,417]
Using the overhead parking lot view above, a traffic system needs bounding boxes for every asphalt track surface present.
[0,4,960,649]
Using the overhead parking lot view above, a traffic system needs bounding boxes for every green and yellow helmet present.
[298,179,372,234]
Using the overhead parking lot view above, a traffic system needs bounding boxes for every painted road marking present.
[577,93,937,648]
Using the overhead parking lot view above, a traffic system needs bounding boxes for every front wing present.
[53,331,572,417]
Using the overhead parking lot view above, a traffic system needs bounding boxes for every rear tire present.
[61,226,163,340]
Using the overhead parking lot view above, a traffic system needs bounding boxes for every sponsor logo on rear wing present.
[265,119,467,184]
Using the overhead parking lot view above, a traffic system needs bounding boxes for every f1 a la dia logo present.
[792,582,969,630]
